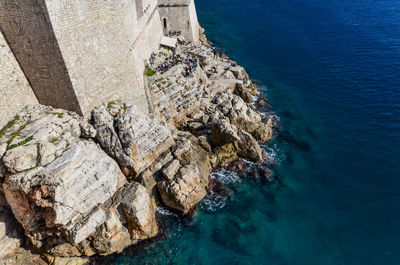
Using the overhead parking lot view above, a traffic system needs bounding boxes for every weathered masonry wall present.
[45,0,162,115]
[129,8,164,113]
[0,30,39,128]
[0,0,83,115]
[0,0,200,120]
[158,0,200,43]
[0,0,163,117]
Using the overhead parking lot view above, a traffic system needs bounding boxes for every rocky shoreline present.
[0,32,277,265]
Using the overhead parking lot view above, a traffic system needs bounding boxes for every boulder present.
[3,140,127,251]
[230,65,249,81]
[172,138,192,163]
[211,91,261,126]
[158,163,207,214]
[210,119,240,146]
[91,208,131,255]
[120,183,158,240]
[212,143,238,166]
[236,119,273,142]
[157,136,211,214]
[233,83,253,103]
[236,130,263,162]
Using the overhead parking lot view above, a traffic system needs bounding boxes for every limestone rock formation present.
[0,105,159,258]
[3,139,126,250]
[91,102,175,178]
[120,183,158,240]
[158,137,211,213]
[0,212,21,259]
[0,34,277,263]
[0,105,80,174]
[158,163,208,213]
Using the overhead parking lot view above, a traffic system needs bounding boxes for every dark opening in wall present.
[163,18,167,29]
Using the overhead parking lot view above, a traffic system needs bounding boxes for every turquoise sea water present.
[106,0,400,264]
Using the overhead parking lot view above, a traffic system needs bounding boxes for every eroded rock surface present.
[0,105,159,259]
[158,137,211,213]
[91,102,175,178]
[0,212,21,259]
[0,105,80,174]
[3,140,126,251]
[0,36,276,263]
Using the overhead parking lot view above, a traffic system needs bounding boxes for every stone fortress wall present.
[158,0,200,43]
[0,0,200,127]
[0,30,39,128]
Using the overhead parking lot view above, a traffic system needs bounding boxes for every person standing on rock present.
[212,47,217,58]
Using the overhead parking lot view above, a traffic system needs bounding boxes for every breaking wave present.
[210,169,241,185]
[201,191,228,212]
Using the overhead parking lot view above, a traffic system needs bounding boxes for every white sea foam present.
[211,169,241,185]
[157,206,178,217]
[262,144,285,164]
[201,191,227,212]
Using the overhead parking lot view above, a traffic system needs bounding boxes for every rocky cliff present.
[0,35,276,265]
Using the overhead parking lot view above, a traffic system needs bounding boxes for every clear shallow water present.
[110,0,400,264]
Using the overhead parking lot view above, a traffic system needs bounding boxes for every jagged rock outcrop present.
[157,136,211,213]
[149,63,208,125]
[119,183,158,240]
[3,139,127,252]
[91,102,174,178]
[0,105,159,258]
[0,37,277,263]
[90,183,157,255]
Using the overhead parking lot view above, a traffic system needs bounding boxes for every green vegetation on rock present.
[0,115,20,139]
[144,66,157,77]
[8,135,34,150]
[7,122,29,146]
[107,101,116,108]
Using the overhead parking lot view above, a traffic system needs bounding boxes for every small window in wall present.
[163,18,167,29]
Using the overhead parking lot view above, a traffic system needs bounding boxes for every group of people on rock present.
[183,56,199,77]
[156,56,181,74]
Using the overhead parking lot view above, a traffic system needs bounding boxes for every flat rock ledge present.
[0,39,276,263]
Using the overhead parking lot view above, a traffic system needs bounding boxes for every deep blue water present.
[112,0,400,264]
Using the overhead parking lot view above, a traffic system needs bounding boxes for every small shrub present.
[122,104,128,116]
[107,101,116,108]
[144,67,157,77]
